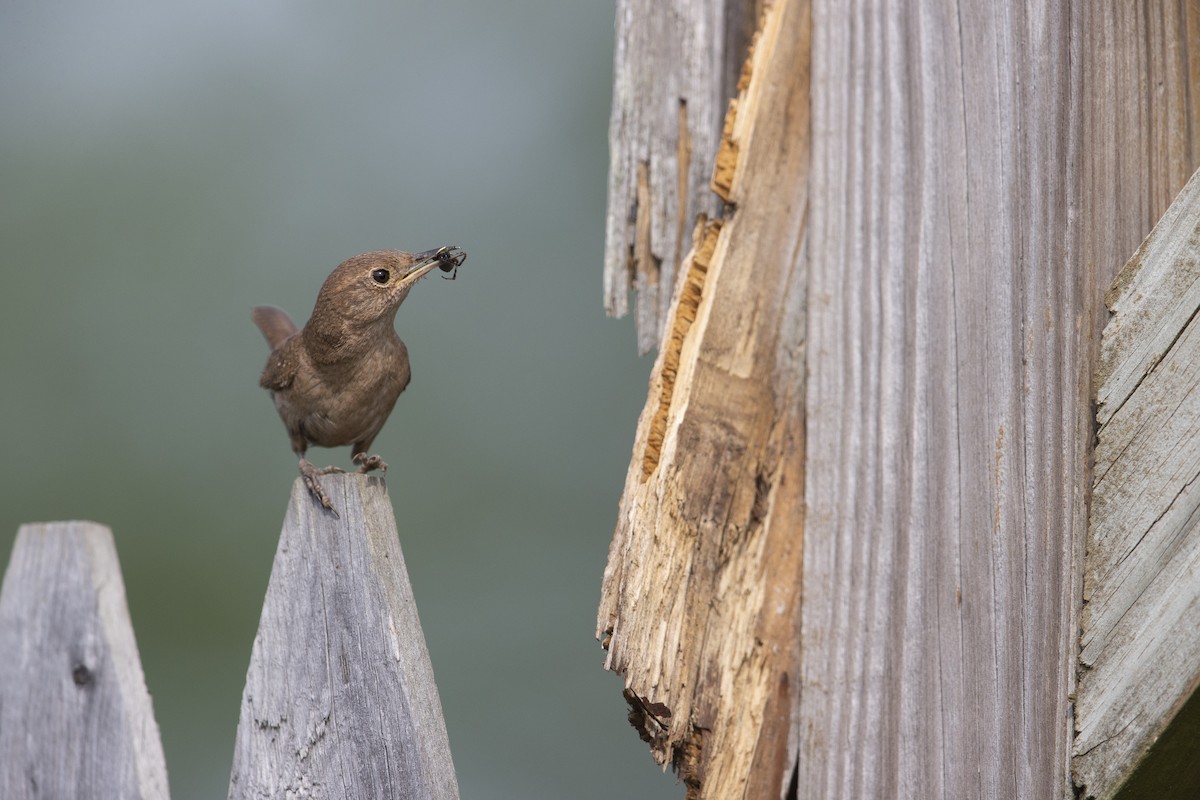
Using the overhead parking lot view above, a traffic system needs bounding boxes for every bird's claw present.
[353,453,388,474]
[303,475,337,514]
[299,458,340,517]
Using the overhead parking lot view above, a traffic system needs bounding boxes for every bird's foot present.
[298,458,340,517]
[352,453,388,474]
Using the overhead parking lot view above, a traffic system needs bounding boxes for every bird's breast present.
[282,340,411,448]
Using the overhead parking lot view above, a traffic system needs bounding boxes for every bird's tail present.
[252,305,299,349]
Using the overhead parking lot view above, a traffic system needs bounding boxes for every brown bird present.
[253,246,465,512]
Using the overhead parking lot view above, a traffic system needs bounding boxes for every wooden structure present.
[599,2,808,797]
[0,522,169,800]
[603,0,761,354]
[598,1,1200,798]
[1077,168,1200,797]
[0,475,457,800]
[229,476,458,799]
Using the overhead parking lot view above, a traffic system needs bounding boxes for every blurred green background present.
[0,1,668,797]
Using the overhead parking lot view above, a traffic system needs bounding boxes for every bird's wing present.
[252,305,300,350]
[259,338,299,391]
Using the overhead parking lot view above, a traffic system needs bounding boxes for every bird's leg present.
[352,451,388,474]
[297,455,339,516]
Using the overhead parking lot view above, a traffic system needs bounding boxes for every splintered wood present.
[596,1,810,798]
[601,1,1200,797]
[1076,167,1200,799]
[603,0,757,353]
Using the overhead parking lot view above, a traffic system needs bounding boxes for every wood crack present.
[641,218,722,480]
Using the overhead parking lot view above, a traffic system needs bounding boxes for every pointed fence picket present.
[0,474,457,800]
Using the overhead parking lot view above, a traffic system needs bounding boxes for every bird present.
[253,246,465,513]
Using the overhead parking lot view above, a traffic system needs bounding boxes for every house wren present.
[253,246,465,512]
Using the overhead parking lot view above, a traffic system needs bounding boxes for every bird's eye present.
[370,268,390,284]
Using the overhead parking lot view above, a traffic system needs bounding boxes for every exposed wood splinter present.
[642,218,723,480]
[598,1,810,797]
[602,0,756,352]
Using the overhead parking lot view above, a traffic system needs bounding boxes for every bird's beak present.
[398,246,467,288]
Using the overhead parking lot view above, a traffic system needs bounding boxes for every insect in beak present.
[434,246,466,280]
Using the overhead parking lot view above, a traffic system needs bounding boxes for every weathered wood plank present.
[228,475,458,800]
[1075,167,1200,799]
[0,522,169,800]
[597,0,809,796]
[800,4,1200,799]
[599,1,1200,796]
[603,0,757,353]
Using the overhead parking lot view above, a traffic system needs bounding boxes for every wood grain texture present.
[599,1,1199,796]
[603,0,758,353]
[800,3,1199,800]
[228,475,458,800]
[597,1,809,797]
[0,522,169,800]
[1076,167,1200,799]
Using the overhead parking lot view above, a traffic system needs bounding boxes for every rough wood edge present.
[1075,165,1200,799]
[1095,167,1200,424]
[597,0,810,796]
[640,215,722,480]
[602,0,757,354]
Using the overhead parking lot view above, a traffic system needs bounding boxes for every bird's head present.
[311,247,466,331]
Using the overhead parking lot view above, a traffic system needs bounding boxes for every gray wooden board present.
[1075,166,1200,798]
[0,522,169,800]
[799,5,1199,800]
[228,474,458,800]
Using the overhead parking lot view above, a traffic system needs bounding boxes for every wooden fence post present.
[227,474,459,800]
[0,522,169,800]
[597,1,1200,798]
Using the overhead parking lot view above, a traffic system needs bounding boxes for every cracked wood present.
[603,0,759,353]
[599,2,1199,798]
[597,1,809,797]
[1075,166,1200,799]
